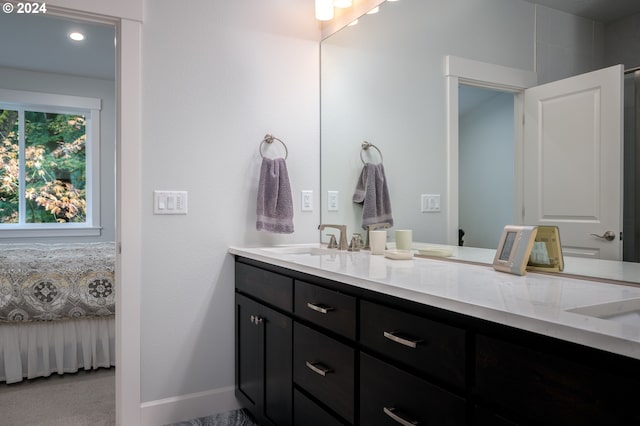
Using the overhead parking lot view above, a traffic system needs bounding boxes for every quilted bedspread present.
[0,242,115,322]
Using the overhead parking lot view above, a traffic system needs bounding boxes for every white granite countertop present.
[410,242,640,284]
[229,244,640,360]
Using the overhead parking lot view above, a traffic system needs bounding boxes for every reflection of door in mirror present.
[459,85,515,250]
[523,65,623,261]
[453,65,624,260]
[623,70,640,263]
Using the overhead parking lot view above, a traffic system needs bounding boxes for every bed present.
[0,242,115,384]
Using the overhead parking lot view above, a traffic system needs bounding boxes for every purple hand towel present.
[353,163,394,230]
[256,157,294,234]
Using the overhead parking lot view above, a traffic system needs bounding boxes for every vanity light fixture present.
[315,0,334,21]
[333,0,353,7]
[367,6,380,14]
[69,31,85,41]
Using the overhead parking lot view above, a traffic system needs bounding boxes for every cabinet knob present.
[250,315,264,325]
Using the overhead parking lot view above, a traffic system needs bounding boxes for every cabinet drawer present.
[236,262,293,312]
[476,334,640,425]
[360,300,466,388]
[294,280,356,339]
[294,389,344,426]
[360,352,466,426]
[293,323,355,423]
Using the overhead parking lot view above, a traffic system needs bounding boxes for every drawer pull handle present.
[383,331,422,348]
[306,302,335,314]
[383,407,419,426]
[305,361,333,377]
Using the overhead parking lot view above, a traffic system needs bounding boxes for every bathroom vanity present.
[230,246,640,425]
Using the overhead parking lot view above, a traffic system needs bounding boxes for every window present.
[0,89,101,237]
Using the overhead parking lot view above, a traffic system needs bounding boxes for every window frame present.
[0,87,101,238]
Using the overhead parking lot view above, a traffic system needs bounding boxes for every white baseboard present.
[140,385,241,426]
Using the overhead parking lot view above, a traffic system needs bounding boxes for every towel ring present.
[360,141,383,164]
[260,134,288,160]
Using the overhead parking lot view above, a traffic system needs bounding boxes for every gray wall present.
[459,88,515,249]
[140,0,320,403]
[604,12,640,70]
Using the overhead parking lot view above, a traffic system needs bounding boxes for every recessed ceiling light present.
[69,32,85,41]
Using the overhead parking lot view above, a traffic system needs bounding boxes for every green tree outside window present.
[0,108,87,224]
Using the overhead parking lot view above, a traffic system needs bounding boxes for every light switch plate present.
[301,190,313,212]
[154,190,188,214]
[328,190,339,211]
[421,194,440,213]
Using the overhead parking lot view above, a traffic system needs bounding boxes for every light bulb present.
[333,0,353,8]
[315,0,334,21]
[69,32,85,41]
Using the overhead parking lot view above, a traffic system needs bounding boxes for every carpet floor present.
[0,368,115,426]
[0,369,255,426]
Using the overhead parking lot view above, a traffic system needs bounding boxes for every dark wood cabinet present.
[235,269,293,425]
[475,334,640,426]
[236,262,293,311]
[294,280,356,339]
[234,256,640,426]
[360,352,466,426]
[293,389,345,426]
[293,322,355,423]
[360,299,466,389]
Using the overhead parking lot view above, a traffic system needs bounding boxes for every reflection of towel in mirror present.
[353,163,393,229]
[256,157,294,233]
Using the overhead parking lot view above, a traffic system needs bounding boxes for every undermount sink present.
[258,245,342,256]
[567,298,640,327]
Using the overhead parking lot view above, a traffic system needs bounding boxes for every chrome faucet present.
[318,224,348,250]
[364,222,391,249]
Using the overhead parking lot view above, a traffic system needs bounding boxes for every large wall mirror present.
[320,0,640,281]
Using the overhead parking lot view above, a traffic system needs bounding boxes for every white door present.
[523,65,623,260]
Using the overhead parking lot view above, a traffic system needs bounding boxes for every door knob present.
[589,231,615,241]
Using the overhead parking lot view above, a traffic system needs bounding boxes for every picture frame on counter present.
[493,225,538,276]
[527,225,564,273]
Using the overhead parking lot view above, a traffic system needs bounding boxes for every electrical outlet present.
[328,191,339,211]
[421,194,440,213]
[301,190,313,211]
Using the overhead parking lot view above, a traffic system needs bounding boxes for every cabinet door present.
[476,334,640,425]
[236,293,293,426]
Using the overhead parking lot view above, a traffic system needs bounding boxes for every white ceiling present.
[0,13,115,80]
[0,1,637,81]
[524,0,640,23]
